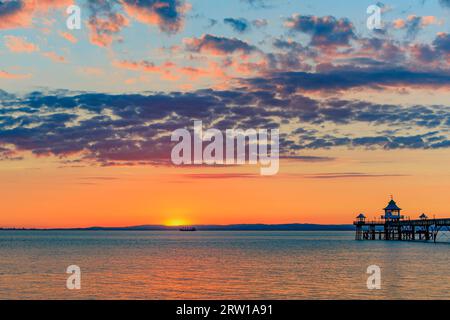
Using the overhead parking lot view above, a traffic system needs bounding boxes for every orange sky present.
[1,148,449,228]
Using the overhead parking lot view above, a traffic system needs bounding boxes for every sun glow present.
[164,218,191,227]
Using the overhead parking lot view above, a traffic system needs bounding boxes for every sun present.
[164,218,190,227]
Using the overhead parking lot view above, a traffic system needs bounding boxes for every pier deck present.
[353,218,450,242]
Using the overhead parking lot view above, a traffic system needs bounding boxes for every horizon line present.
[0,222,355,231]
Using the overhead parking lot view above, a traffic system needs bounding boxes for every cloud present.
[4,35,38,52]
[59,31,78,43]
[0,0,71,29]
[0,88,449,167]
[285,14,356,47]
[439,0,450,8]
[393,15,439,40]
[113,59,227,82]
[241,67,450,93]
[205,18,218,28]
[267,38,316,70]
[184,34,258,55]
[433,32,450,53]
[88,13,129,47]
[240,0,270,8]
[77,67,104,77]
[87,1,130,47]
[224,17,250,33]
[0,0,30,29]
[0,70,31,79]
[113,59,173,73]
[121,0,189,34]
[0,145,22,161]
[1,0,188,45]
[410,43,437,63]
[302,173,407,179]
[252,19,268,28]
[42,51,67,63]
[113,59,182,81]
[356,38,405,64]
[3,34,68,63]
[281,155,335,162]
[183,173,259,179]
[410,32,450,63]
[182,171,406,180]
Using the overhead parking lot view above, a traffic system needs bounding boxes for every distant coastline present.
[0,223,354,231]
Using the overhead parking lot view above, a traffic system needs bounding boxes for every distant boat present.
[179,226,197,232]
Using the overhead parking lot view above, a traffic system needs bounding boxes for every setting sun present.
[164,218,191,227]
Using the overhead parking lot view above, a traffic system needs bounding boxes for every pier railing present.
[353,220,384,225]
[354,218,450,226]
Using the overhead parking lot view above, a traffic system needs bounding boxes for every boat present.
[179,226,197,232]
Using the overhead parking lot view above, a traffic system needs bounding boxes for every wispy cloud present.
[302,173,408,179]
[4,35,39,53]
[0,70,31,79]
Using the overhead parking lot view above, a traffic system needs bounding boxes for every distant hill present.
[191,224,353,231]
[1,224,354,231]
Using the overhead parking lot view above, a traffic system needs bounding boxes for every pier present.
[354,199,450,242]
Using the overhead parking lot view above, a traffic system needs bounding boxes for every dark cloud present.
[357,38,404,63]
[0,87,449,166]
[185,34,258,55]
[433,32,450,52]
[242,67,450,93]
[0,0,30,29]
[281,155,335,162]
[0,0,22,17]
[285,14,356,47]
[439,0,450,8]
[411,32,450,63]
[224,17,250,33]
[121,0,187,33]
[206,18,218,28]
[267,38,316,70]
[403,16,422,40]
[240,0,269,8]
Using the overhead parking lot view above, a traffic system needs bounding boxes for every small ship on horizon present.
[179,226,197,232]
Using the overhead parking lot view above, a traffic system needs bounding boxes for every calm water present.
[0,231,448,300]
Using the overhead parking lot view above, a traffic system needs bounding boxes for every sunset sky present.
[1,0,450,228]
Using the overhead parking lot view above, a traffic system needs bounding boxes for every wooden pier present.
[354,199,450,243]
[354,218,450,242]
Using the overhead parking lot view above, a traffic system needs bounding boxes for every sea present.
[0,230,448,299]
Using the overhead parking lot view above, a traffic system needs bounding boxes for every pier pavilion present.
[354,198,450,242]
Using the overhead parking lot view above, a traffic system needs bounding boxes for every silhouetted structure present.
[179,226,197,232]
[354,198,450,242]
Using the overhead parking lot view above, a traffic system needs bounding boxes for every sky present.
[0,0,450,228]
